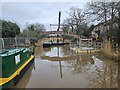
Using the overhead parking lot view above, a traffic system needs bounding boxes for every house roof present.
[94,17,118,27]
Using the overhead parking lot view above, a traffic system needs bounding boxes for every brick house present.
[91,18,118,40]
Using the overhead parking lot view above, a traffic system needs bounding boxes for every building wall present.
[92,20,118,38]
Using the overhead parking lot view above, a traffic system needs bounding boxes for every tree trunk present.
[118,10,120,47]
[118,62,120,89]
[110,3,114,44]
[103,2,109,40]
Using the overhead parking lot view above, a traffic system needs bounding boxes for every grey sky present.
[2,2,89,31]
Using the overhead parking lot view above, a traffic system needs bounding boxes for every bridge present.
[38,11,84,45]
[38,31,83,45]
[38,37,70,45]
[41,31,81,39]
[38,30,88,45]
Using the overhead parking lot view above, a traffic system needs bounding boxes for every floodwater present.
[15,45,120,88]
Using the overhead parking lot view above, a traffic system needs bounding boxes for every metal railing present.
[70,40,102,50]
[0,37,34,53]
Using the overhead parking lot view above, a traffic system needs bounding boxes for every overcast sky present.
[1,1,91,31]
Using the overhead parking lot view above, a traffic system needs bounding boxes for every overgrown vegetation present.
[102,40,120,61]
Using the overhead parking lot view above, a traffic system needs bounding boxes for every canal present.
[15,45,120,88]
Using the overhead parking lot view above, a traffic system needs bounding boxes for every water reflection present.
[118,62,120,89]
[15,45,119,88]
[87,58,119,88]
[41,45,119,88]
[59,61,62,79]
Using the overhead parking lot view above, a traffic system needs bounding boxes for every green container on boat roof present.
[22,48,31,62]
[0,48,31,78]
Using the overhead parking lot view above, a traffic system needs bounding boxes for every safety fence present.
[0,37,37,53]
[70,39,102,49]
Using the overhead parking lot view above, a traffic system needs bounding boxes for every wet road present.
[15,45,120,88]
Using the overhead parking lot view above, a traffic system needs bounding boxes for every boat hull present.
[43,42,69,47]
[0,48,34,89]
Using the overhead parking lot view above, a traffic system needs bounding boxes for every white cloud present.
[1,2,88,31]
[0,3,2,19]
[1,0,91,2]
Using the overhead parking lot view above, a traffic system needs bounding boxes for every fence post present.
[2,38,5,50]
[15,37,17,47]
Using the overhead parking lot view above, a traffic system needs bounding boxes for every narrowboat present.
[0,48,34,89]
[51,42,64,45]
[43,42,51,47]
[43,41,69,48]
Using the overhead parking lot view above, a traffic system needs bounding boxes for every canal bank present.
[14,45,120,88]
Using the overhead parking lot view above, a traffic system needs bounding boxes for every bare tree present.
[86,2,111,39]
[62,7,86,36]
[86,2,110,22]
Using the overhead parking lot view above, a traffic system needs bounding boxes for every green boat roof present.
[0,48,29,57]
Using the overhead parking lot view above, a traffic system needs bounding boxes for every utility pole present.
[57,11,61,43]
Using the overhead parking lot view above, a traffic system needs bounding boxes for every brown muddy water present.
[15,45,120,88]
